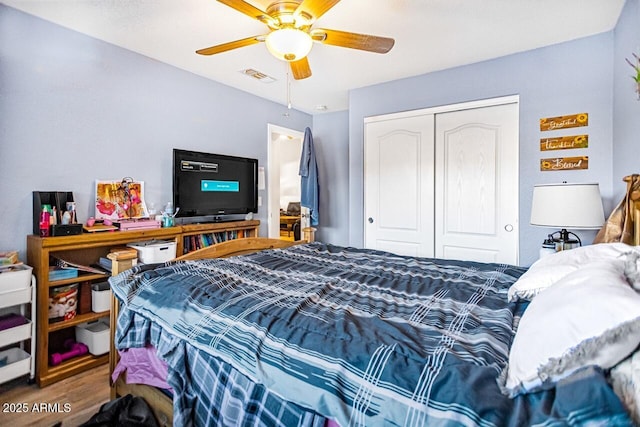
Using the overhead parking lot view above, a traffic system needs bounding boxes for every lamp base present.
[550,229,582,251]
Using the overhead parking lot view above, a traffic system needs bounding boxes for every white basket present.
[0,265,33,292]
[91,282,111,313]
[0,348,31,383]
[75,318,110,356]
[0,287,31,309]
[0,320,32,346]
[127,240,176,264]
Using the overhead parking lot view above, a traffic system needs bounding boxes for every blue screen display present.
[201,180,239,192]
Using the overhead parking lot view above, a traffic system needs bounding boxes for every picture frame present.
[95,179,148,220]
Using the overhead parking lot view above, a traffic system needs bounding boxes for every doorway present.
[267,124,304,240]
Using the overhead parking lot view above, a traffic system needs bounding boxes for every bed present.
[108,189,640,426]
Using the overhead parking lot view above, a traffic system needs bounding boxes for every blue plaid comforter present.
[111,242,632,427]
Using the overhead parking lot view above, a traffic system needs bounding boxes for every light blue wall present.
[613,0,640,200]
[0,5,311,258]
[2,2,637,266]
[312,111,350,246]
[348,33,615,266]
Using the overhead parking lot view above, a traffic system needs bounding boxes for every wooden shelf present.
[37,227,181,249]
[39,353,109,388]
[27,220,260,387]
[48,273,109,288]
[48,310,109,332]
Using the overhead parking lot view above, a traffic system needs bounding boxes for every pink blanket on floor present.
[111,345,172,390]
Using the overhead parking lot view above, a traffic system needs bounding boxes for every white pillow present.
[507,242,638,302]
[502,260,640,396]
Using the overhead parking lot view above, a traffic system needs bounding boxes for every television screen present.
[173,149,258,219]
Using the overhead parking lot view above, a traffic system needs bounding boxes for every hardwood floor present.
[279,230,295,242]
[0,364,109,427]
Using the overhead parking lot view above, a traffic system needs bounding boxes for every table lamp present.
[530,183,605,250]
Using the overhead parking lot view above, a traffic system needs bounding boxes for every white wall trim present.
[364,95,520,123]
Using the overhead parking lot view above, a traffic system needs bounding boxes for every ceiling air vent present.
[240,68,276,83]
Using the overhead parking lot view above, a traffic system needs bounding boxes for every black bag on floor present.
[293,220,301,241]
[79,394,159,427]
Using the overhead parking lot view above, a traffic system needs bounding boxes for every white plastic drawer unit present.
[0,271,36,385]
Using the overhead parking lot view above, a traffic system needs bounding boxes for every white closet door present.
[434,103,519,264]
[364,115,435,257]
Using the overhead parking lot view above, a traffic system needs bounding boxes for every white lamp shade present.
[530,183,605,229]
[265,28,313,62]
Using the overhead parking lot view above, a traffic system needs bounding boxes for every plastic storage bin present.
[0,314,31,345]
[0,348,31,384]
[91,282,110,313]
[75,318,110,355]
[48,284,78,323]
[0,265,33,291]
[127,240,176,264]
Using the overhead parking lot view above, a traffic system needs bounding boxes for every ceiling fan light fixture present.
[265,28,313,62]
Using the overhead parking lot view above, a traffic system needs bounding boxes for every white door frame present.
[267,124,305,238]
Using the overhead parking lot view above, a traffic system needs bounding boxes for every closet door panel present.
[364,115,435,258]
[435,103,519,264]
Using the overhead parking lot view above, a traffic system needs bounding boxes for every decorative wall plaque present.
[540,134,589,151]
[540,156,589,171]
[539,113,588,131]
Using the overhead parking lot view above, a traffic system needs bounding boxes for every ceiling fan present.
[196,0,395,80]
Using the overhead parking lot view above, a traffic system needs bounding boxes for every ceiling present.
[2,0,626,114]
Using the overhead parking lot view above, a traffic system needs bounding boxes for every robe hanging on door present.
[299,127,319,226]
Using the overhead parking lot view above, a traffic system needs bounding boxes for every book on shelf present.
[0,250,19,265]
[49,266,79,281]
[96,257,113,273]
[52,256,108,275]
[83,224,118,233]
[108,246,138,260]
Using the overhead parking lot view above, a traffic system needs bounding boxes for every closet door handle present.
[504,224,514,232]
[368,217,374,224]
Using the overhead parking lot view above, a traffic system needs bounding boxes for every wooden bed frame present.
[108,237,305,426]
[627,175,640,246]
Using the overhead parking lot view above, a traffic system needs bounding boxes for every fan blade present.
[217,0,276,26]
[196,35,263,55]
[311,28,394,54]
[295,0,340,22]
[290,57,312,80]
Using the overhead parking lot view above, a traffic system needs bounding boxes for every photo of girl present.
[95,179,148,220]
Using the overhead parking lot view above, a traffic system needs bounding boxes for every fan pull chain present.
[287,69,292,110]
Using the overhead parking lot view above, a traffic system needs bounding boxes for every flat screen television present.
[173,149,258,222]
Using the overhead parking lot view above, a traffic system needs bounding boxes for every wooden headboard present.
[622,175,640,246]
[174,237,303,260]
[634,200,640,246]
